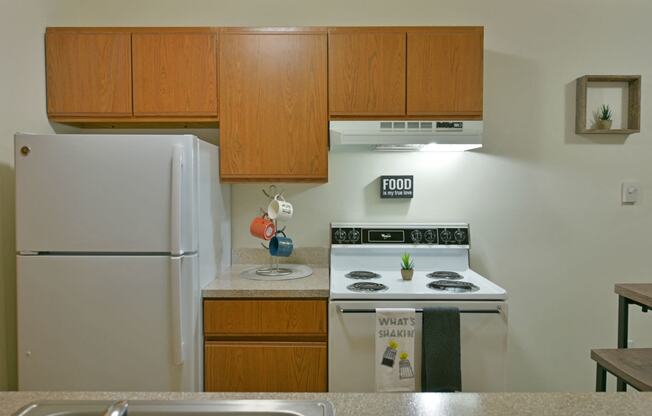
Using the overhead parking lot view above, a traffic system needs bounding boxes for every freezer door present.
[17,254,200,391]
[15,134,197,253]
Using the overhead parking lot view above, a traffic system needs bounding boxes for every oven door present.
[328,300,508,392]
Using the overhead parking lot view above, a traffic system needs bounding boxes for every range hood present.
[329,120,482,151]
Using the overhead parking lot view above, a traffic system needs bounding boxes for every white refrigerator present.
[14,133,230,391]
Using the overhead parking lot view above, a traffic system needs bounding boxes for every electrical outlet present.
[628,339,635,348]
[622,182,640,204]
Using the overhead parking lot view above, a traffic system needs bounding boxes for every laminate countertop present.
[202,264,329,298]
[2,391,652,416]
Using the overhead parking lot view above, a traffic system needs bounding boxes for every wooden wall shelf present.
[575,75,641,134]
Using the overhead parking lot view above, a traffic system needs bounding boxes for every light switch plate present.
[622,181,640,204]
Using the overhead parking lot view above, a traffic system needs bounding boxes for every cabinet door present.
[219,30,328,181]
[328,30,406,116]
[407,28,483,117]
[132,32,218,117]
[204,342,327,392]
[204,299,327,337]
[46,31,132,117]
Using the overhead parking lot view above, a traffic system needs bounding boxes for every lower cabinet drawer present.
[204,341,327,392]
[203,299,327,337]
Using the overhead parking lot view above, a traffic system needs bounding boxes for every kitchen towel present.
[421,307,461,392]
[375,308,416,392]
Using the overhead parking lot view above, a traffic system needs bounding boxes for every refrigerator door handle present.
[170,256,185,365]
[170,145,184,256]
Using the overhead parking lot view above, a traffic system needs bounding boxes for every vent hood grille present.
[379,121,435,130]
[330,120,482,152]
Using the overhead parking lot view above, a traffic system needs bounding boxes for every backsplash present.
[232,246,329,267]
[231,150,481,249]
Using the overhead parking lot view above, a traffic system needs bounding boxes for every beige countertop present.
[3,392,652,416]
[202,264,329,298]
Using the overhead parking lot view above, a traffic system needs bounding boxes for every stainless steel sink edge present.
[13,400,335,416]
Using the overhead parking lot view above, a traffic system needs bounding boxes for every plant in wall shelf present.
[596,104,613,130]
[400,253,414,281]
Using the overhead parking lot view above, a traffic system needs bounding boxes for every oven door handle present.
[337,306,503,314]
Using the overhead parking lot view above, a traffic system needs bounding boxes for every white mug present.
[268,195,293,221]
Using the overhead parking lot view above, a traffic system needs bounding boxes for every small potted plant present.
[596,104,613,130]
[400,252,414,281]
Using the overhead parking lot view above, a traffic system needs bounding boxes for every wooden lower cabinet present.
[203,298,328,392]
[204,299,327,336]
[204,341,327,392]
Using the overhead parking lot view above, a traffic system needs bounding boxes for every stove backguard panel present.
[330,246,469,273]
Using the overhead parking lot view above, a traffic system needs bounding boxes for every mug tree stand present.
[256,185,293,277]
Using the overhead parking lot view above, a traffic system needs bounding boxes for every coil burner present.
[427,280,479,293]
[347,282,388,293]
[426,271,463,280]
[345,271,381,280]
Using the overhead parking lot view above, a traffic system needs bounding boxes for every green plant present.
[598,104,613,121]
[401,253,414,270]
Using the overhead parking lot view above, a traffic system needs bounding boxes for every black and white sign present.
[380,176,414,199]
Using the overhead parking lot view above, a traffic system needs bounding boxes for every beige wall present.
[0,0,73,390]
[2,0,652,391]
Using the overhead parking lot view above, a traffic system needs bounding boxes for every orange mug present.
[250,214,276,240]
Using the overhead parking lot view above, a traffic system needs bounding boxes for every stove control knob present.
[454,229,467,243]
[440,229,452,243]
[410,230,422,243]
[348,229,360,243]
[334,228,347,243]
[424,230,436,244]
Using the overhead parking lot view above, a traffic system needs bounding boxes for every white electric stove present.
[328,223,509,392]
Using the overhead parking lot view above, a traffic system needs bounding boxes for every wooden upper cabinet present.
[328,29,406,116]
[407,28,483,117]
[45,26,482,128]
[132,31,218,117]
[46,31,132,117]
[219,29,328,182]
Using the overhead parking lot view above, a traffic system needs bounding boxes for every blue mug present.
[269,232,293,257]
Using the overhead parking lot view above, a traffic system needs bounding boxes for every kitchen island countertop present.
[202,264,329,298]
[2,391,652,416]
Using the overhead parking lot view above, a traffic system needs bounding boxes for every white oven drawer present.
[328,300,508,392]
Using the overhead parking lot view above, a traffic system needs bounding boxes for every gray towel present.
[421,307,461,392]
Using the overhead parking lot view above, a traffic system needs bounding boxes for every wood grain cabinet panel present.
[204,341,327,392]
[328,30,406,116]
[407,28,483,117]
[203,299,327,337]
[219,30,328,181]
[46,32,132,116]
[132,32,218,117]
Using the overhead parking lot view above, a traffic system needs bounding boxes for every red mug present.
[250,214,276,240]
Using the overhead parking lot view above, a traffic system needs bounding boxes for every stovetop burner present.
[427,280,479,293]
[426,271,463,280]
[346,271,381,280]
[347,282,388,293]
